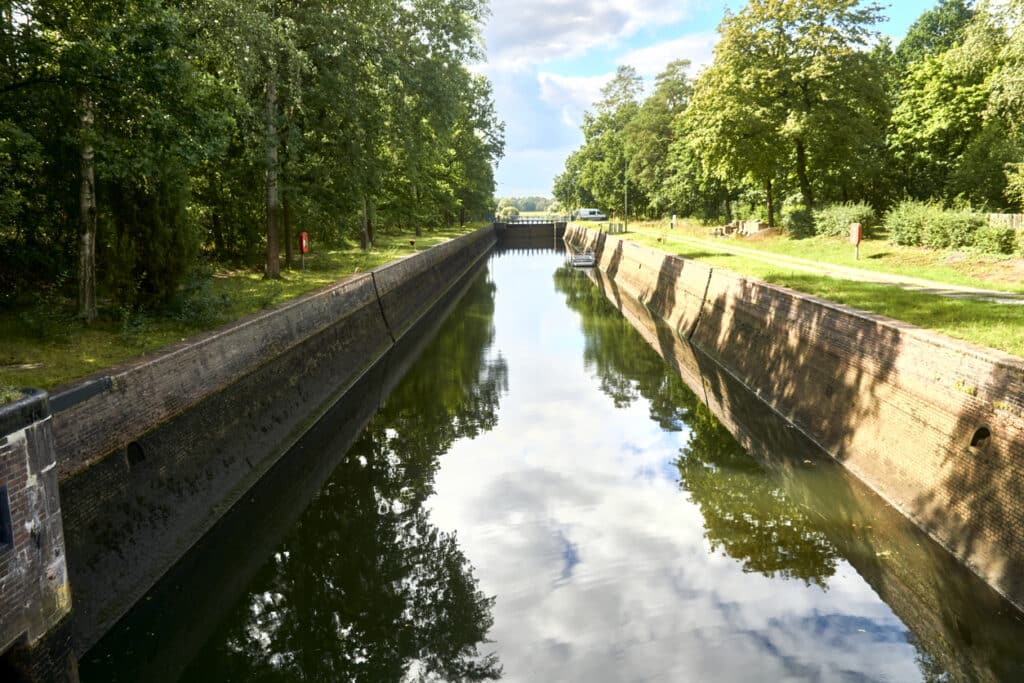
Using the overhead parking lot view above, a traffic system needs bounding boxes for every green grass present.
[764,274,1024,358]
[609,225,1024,359]
[0,385,24,405]
[629,221,1024,294]
[0,225,482,390]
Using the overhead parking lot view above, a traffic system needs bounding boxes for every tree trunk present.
[360,194,370,251]
[78,95,97,322]
[264,77,281,279]
[368,200,376,245]
[795,139,813,208]
[412,183,422,237]
[765,178,775,228]
[282,191,293,269]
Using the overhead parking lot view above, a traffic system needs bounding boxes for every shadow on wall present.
[564,225,1024,615]
[579,263,1024,683]
[79,264,505,683]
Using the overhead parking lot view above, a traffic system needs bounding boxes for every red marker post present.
[299,231,310,270]
[850,222,862,260]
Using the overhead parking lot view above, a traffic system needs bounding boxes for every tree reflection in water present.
[182,274,507,682]
[553,264,838,587]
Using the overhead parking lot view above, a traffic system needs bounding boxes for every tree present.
[684,0,887,216]
[576,66,644,217]
[623,59,692,216]
[893,0,975,70]
[889,6,1020,207]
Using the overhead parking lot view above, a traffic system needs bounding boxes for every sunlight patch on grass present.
[0,225,483,390]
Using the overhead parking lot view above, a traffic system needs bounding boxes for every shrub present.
[883,200,935,246]
[883,201,990,250]
[813,202,876,238]
[922,209,984,249]
[972,224,1018,254]
[781,202,814,238]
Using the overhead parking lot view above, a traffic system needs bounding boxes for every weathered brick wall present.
[568,226,1024,612]
[49,226,496,653]
[0,390,75,681]
[589,265,1024,682]
[493,222,566,249]
[79,258,493,683]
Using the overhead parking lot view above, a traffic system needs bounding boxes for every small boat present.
[571,251,596,267]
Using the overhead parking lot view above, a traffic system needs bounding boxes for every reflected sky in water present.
[84,246,1024,683]
[427,250,921,682]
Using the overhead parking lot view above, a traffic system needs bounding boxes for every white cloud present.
[617,31,718,77]
[484,0,694,71]
[537,71,614,113]
[422,251,922,682]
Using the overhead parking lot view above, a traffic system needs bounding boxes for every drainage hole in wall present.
[970,427,991,449]
[0,485,13,552]
[127,441,146,467]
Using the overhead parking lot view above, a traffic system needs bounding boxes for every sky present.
[479,0,940,198]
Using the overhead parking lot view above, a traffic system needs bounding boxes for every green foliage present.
[884,201,940,246]
[893,0,975,69]
[813,202,876,238]
[883,201,989,250]
[972,224,1018,255]
[0,386,24,405]
[496,196,555,213]
[781,198,814,238]
[0,0,503,314]
[921,209,985,249]
[553,0,1024,230]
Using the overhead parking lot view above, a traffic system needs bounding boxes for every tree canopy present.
[0,0,504,316]
[553,0,1024,226]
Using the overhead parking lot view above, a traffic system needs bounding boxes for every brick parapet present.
[42,225,496,653]
[567,225,1024,612]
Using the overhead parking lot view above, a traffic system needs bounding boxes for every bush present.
[922,209,984,249]
[781,202,814,238]
[883,200,935,246]
[883,201,991,250]
[813,202,876,238]
[972,224,1018,254]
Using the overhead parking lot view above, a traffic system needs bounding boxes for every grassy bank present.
[0,225,482,394]
[589,222,1024,359]
[629,220,1024,294]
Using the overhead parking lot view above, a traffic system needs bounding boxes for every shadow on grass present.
[758,273,1024,358]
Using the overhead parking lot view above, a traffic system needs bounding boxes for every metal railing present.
[492,215,568,224]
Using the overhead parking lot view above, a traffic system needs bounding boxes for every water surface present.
[83,248,1024,682]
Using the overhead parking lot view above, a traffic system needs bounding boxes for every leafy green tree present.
[576,66,644,218]
[686,0,887,216]
[623,59,692,216]
[893,0,975,70]
[889,9,1020,208]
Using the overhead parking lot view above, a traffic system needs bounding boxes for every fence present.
[988,214,1024,232]
[492,215,568,224]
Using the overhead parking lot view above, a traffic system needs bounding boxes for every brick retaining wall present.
[566,224,1024,612]
[49,226,496,653]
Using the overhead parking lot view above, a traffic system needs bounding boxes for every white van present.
[575,208,607,221]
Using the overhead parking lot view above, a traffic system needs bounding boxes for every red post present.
[850,223,862,260]
[299,231,309,270]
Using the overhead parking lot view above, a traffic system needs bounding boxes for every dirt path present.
[646,231,1024,305]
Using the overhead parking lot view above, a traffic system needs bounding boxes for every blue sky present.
[479,0,940,198]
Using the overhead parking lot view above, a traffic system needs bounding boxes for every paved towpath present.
[633,230,1024,305]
